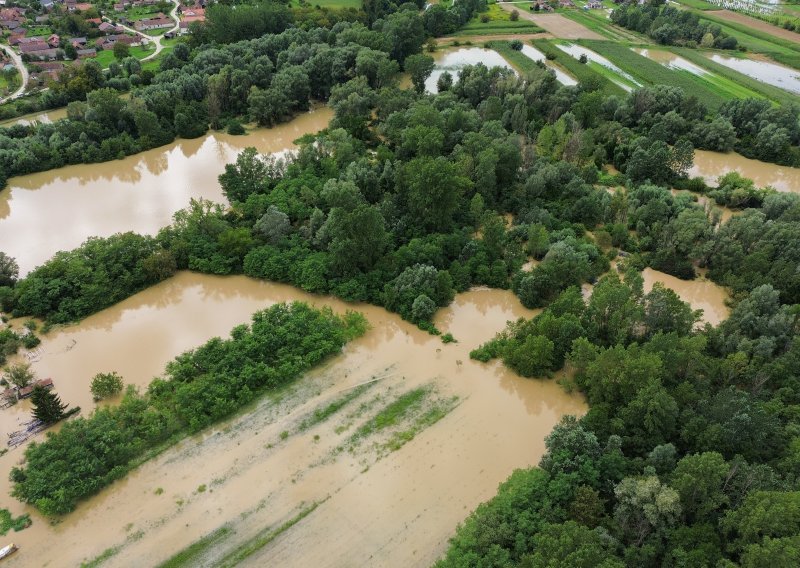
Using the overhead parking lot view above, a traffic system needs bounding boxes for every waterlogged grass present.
[695,12,800,70]
[297,382,374,432]
[0,508,31,535]
[156,526,234,568]
[216,503,321,567]
[581,40,734,108]
[532,39,624,96]
[344,384,460,456]
[672,48,799,106]
[490,41,550,75]
[81,546,122,568]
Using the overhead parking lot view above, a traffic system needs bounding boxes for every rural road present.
[103,0,180,62]
[0,42,29,103]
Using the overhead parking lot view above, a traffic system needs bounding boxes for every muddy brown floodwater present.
[691,149,800,194]
[0,107,332,275]
[0,274,585,568]
[642,267,730,326]
[423,47,515,94]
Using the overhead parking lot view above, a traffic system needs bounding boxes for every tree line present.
[10,302,367,516]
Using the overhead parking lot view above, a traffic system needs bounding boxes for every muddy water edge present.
[691,149,800,194]
[0,274,585,567]
[0,107,333,276]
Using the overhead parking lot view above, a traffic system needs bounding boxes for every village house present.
[134,14,173,31]
[586,0,603,7]
[9,32,28,46]
[96,33,140,50]
[19,39,58,61]
[98,21,118,33]
[47,33,60,48]
[77,48,97,58]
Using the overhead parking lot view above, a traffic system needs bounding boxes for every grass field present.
[674,0,719,9]
[290,0,362,7]
[581,40,749,109]
[563,9,634,41]
[491,41,547,74]
[532,38,624,96]
[696,12,800,69]
[455,2,544,36]
[672,47,800,106]
[94,45,155,68]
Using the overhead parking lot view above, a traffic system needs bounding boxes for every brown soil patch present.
[499,5,605,39]
[713,9,800,43]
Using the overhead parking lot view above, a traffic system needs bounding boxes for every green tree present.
[521,521,624,567]
[31,385,68,424]
[670,452,729,523]
[401,157,472,233]
[503,335,555,378]
[90,372,124,401]
[6,362,34,389]
[0,252,18,287]
[113,41,130,60]
[404,53,434,94]
[614,475,681,546]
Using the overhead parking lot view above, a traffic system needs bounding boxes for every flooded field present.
[633,48,710,77]
[0,106,68,127]
[691,149,800,194]
[425,47,514,93]
[706,53,800,95]
[0,274,585,567]
[556,43,642,91]
[519,44,578,85]
[0,107,332,275]
[642,267,730,326]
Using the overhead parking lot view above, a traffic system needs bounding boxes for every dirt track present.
[498,5,605,39]
[712,9,800,43]
[436,32,552,44]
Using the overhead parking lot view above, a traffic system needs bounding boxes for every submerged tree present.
[31,386,68,424]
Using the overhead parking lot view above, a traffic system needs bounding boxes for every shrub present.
[90,372,124,401]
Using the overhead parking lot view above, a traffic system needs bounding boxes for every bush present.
[510,10,519,21]
[509,40,523,51]
[227,118,245,135]
[90,372,124,401]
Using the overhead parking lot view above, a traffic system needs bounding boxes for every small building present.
[70,36,88,48]
[77,48,97,58]
[18,378,54,400]
[134,15,173,31]
[98,21,116,33]
[47,33,60,47]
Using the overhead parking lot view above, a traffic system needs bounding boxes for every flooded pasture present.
[556,43,642,91]
[0,106,68,127]
[0,274,585,567]
[706,53,800,95]
[519,44,578,86]
[691,149,800,194]
[0,107,332,275]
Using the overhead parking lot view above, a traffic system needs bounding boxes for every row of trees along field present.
[611,0,738,49]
